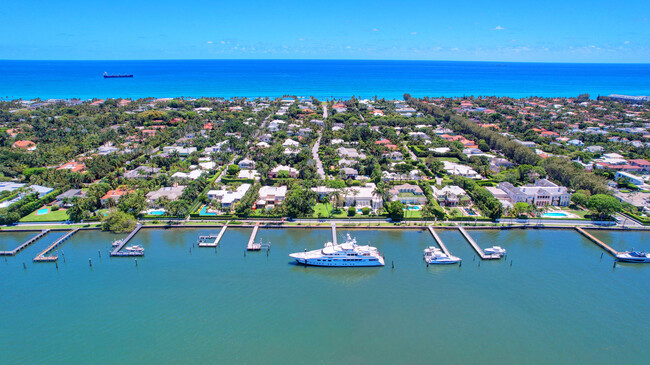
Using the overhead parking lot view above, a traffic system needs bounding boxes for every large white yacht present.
[423,246,462,265]
[616,251,650,263]
[289,234,385,267]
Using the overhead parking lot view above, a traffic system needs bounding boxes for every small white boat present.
[484,246,506,256]
[616,251,650,263]
[423,246,462,265]
[125,245,144,252]
[111,240,122,247]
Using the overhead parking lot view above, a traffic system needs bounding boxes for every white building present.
[497,179,571,207]
[389,183,427,205]
[207,184,251,208]
[257,186,288,208]
[442,161,482,179]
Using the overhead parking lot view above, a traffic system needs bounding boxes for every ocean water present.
[0,227,648,364]
[1,60,650,100]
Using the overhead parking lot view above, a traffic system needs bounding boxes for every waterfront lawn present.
[20,208,70,222]
[313,203,347,218]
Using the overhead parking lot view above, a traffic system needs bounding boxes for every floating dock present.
[0,229,50,256]
[33,228,79,262]
[110,224,143,257]
[575,227,619,257]
[331,222,337,245]
[247,223,261,250]
[198,224,228,247]
[427,226,451,255]
[457,225,501,260]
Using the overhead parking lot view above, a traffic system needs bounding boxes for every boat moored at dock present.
[289,234,384,267]
[616,251,650,263]
[423,247,462,265]
[484,246,506,256]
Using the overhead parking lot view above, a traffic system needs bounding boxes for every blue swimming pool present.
[199,206,217,216]
[36,208,49,215]
[149,210,166,216]
[543,212,570,218]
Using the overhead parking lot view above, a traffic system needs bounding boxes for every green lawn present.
[20,208,70,222]
[313,203,347,218]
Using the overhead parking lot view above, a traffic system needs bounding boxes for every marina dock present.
[457,225,501,260]
[0,229,50,256]
[110,224,144,257]
[33,228,79,262]
[575,227,619,256]
[247,223,261,250]
[198,224,228,247]
[331,222,337,245]
[427,226,451,255]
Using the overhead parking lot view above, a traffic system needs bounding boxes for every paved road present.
[311,103,327,179]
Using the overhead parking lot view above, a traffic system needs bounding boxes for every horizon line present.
[1,58,650,65]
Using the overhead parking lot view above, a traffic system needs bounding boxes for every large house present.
[389,183,427,205]
[431,185,469,207]
[257,186,288,208]
[124,166,161,179]
[337,147,366,159]
[497,179,571,207]
[101,188,134,206]
[268,165,298,178]
[145,186,186,207]
[207,184,251,208]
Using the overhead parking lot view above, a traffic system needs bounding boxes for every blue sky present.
[1,0,649,62]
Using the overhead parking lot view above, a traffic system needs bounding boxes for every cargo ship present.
[103,72,133,78]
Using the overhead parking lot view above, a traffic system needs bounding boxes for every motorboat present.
[484,246,506,256]
[289,234,384,267]
[616,251,650,263]
[111,239,122,247]
[125,245,144,252]
[423,246,462,265]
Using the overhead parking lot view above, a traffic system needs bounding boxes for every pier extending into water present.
[457,225,501,260]
[331,222,337,245]
[0,229,50,256]
[198,224,228,247]
[575,227,619,257]
[427,226,451,255]
[110,224,143,257]
[247,223,261,250]
[33,228,79,262]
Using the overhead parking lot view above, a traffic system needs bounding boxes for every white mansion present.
[496,179,572,207]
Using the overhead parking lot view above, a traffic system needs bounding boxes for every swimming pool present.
[543,212,570,218]
[149,210,166,216]
[406,206,422,211]
[199,206,217,216]
[36,208,49,215]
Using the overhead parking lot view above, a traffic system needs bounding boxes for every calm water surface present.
[0,228,648,364]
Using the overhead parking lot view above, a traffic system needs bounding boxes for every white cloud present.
[624,40,630,44]
[493,25,505,30]
[206,41,213,44]
[372,28,379,32]
[410,32,417,35]
[298,38,304,41]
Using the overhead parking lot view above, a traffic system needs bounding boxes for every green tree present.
[571,193,589,207]
[587,194,621,219]
[386,201,404,221]
[117,192,146,215]
[347,206,356,217]
[102,211,136,233]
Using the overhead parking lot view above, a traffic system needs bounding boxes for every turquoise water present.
[0,228,648,364]
[148,210,165,216]
[2,60,650,100]
[198,206,216,216]
[36,208,49,215]
[543,212,570,217]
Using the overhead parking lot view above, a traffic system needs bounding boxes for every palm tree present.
[331,189,343,214]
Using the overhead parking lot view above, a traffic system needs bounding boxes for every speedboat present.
[423,246,462,265]
[484,246,506,256]
[111,239,122,247]
[125,245,144,252]
[289,234,384,267]
[616,251,650,263]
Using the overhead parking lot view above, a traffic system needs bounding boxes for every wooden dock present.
[575,227,619,256]
[427,226,451,255]
[0,229,50,256]
[198,224,228,247]
[247,223,261,250]
[457,225,501,260]
[110,224,144,257]
[33,228,79,262]
[331,222,337,245]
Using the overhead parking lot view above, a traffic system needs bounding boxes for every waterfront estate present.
[1,94,649,227]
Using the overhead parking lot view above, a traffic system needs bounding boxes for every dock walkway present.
[427,226,450,255]
[198,223,228,247]
[33,228,79,262]
[110,224,143,257]
[457,225,501,260]
[247,223,261,250]
[0,229,50,256]
[575,227,619,256]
